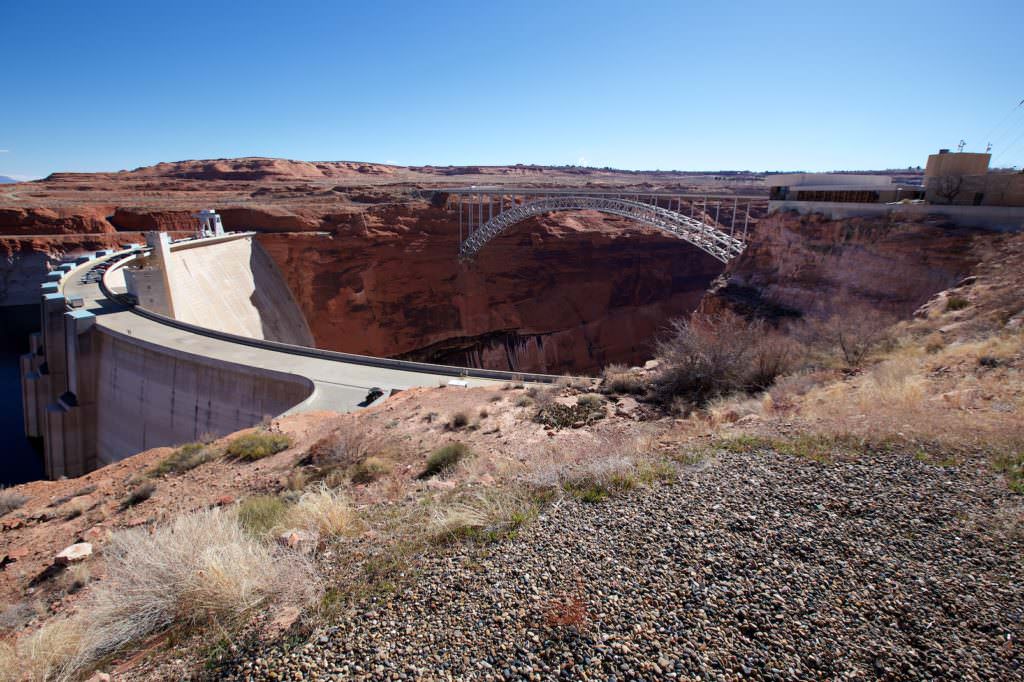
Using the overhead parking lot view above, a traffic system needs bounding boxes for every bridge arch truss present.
[439,188,765,264]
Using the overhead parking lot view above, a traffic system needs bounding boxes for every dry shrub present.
[226,431,291,461]
[69,508,319,675]
[0,487,29,516]
[420,442,472,478]
[800,305,896,368]
[301,424,377,484]
[284,485,360,537]
[652,312,798,409]
[120,482,156,510]
[525,385,557,407]
[350,456,390,484]
[448,412,469,430]
[601,364,646,395]
[150,442,218,476]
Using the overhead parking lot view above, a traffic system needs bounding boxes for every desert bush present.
[0,487,29,516]
[651,312,797,409]
[237,495,289,536]
[284,485,359,537]
[946,295,970,312]
[801,306,896,369]
[350,456,390,484]
[120,482,156,510]
[420,442,472,478]
[67,508,320,675]
[525,385,557,407]
[226,431,291,461]
[448,412,469,430]
[576,393,605,409]
[515,395,533,408]
[150,442,218,476]
[601,364,646,395]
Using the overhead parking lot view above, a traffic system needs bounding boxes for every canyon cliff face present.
[259,205,724,374]
[704,211,989,321]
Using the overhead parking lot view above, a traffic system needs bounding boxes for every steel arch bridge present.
[434,188,764,264]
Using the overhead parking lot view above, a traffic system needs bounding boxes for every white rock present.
[55,542,92,565]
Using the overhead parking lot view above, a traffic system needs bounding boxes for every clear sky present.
[2,0,1023,179]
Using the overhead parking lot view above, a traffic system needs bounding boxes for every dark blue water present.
[1,305,44,485]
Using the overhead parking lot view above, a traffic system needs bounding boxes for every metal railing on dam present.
[23,235,561,478]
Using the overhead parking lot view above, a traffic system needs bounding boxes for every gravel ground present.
[215,450,1023,681]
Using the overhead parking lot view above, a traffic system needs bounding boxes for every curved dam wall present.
[130,234,314,346]
[23,233,548,479]
[92,329,312,468]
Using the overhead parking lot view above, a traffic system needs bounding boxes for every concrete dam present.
[21,230,549,479]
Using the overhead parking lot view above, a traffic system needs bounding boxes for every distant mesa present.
[0,176,19,184]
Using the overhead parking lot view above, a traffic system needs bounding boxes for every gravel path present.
[216,450,1023,681]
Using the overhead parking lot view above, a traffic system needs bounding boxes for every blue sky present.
[2,0,1022,179]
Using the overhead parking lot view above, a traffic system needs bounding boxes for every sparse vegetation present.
[150,442,218,476]
[576,393,605,409]
[802,305,895,369]
[0,487,29,516]
[83,509,316,676]
[651,312,797,410]
[993,450,1024,494]
[350,456,390,484]
[448,412,469,430]
[601,363,646,395]
[420,442,472,478]
[120,482,156,510]
[430,488,539,544]
[946,295,970,312]
[284,485,359,537]
[237,495,288,536]
[226,431,292,461]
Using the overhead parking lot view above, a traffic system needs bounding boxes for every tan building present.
[924,149,1024,206]
[768,173,924,203]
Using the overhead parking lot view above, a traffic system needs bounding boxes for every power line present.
[986,99,1024,155]
[991,126,1024,166]
[982,98,1024,144]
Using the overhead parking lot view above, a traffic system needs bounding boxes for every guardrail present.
[97,246,563,384]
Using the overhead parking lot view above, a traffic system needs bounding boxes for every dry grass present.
[150,442,219,476]
[428,487,539,544]
[0,617,85,682]
[1,508,320,681]
[284,485,360,537]
[0,487,29,517]
[600,364,646,395]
